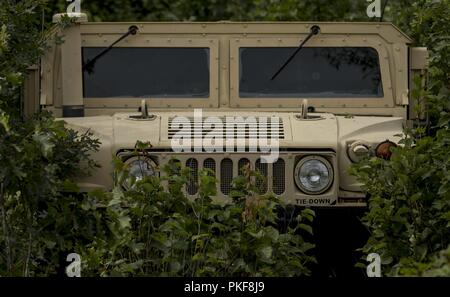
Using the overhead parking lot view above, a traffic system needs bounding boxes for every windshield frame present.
[230,36,394,108]
[81,36,219,109]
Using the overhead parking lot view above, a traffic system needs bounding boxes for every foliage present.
[387,0,450,126]
[350,120,450,276]
[0,0,48,114]
[0,0,100,276]
[0,111,100,276]
[349,0,450,277]
[77,144,316,276]
[45,0,368,22]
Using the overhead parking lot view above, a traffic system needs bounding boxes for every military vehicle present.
[24,12,428,207]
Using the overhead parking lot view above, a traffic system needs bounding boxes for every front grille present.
[180,156,285,196]
[168,117,285,139]
[118,151,336,202]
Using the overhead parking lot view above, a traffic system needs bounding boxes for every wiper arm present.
[270,25,321,81]
[83,25,139,74]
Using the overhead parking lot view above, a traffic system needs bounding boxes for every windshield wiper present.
[270,25,321,81]
[83,25,139,74]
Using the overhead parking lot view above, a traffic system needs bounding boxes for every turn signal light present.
[375,140,397,160]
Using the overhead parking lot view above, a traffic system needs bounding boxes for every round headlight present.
[124,157,157,188]
[294,156,333,195]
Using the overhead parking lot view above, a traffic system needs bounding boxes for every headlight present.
[294,156,333,195]
[123,157,157,188]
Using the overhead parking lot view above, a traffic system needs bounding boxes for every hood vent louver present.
[168,117,285,140]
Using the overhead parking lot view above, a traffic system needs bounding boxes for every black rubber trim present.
[62,105,84,117]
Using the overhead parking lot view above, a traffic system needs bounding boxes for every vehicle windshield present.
[82,47,210,98]
[239,47,383,98]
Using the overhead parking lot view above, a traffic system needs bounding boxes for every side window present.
[82,47,210,98]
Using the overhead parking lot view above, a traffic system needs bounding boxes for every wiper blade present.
[270,25,321,81]
[83,25,139,74]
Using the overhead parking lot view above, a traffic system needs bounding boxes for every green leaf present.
[118,216,131,229]
[298,224,313,235]
[32,132,55,159]
[257,246,273,260]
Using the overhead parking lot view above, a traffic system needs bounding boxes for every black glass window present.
[239,47,383,98]
[82,47,210,98]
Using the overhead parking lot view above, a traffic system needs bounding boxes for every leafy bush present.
[350,123,450,276]
[1,0,47,114]
[0,0,100,276]
[349,0,450,277]
[0,111,100,276]
[45,0,368,22]
[77,144,316,276]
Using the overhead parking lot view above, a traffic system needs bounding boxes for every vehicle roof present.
[79,21,412,44]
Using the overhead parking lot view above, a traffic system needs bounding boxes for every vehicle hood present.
[61,111,404,153]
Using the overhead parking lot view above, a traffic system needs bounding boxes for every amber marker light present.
[375,140,397,160]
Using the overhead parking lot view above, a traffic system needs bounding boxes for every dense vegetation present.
[78,144,316,277]
[349,0,450,276]
[1,0,449,276]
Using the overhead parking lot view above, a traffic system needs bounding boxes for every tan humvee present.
[24,13,429,207]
